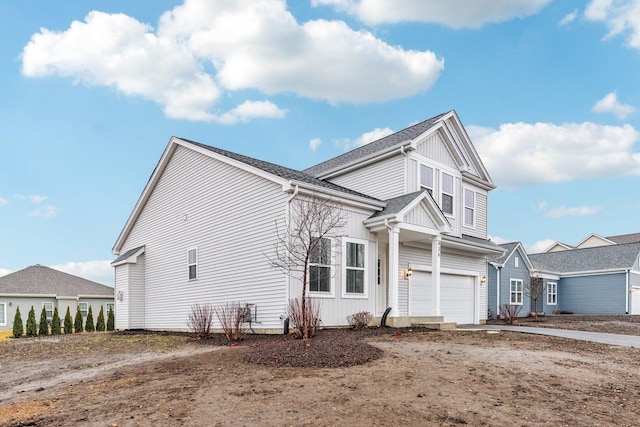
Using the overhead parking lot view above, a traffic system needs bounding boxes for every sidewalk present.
[468,324,640,349]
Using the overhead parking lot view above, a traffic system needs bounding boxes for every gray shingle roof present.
[368,191,424,218]
[303,111,450,177]
[489,242,519,263]
[607,233,640,245]
[0,265,114,296]
[530,242,640,273]
[112,246,145,265]
[181,138,382,202]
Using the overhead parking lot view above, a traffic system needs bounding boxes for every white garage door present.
[409,271,432,316]
[441,274,475,324]
[631,288,640,315]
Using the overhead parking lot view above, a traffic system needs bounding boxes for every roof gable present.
[575,233,615,249]
[489,242,534,271]
[0,265,113,296]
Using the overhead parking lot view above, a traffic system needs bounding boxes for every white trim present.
[187,247,198,281]
[0,302,6,326]
[510,278,523,305]
[546,282,557,305]
[342,237,369,299]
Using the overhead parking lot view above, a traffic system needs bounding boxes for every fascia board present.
[0,293,58,298]
[441,236,505,255]
[79,294,115,299]
[559,268,629,278]
[447,111,495,185]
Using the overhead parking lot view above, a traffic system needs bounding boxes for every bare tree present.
[524,273,546,320]
[267,194,347,345]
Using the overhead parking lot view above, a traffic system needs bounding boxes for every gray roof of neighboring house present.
[489,242,520,264]
[303,111,450,177]
[0,265,114,296]
[181,138,382,202]
[529,242,640,273]
[607,232,640,244]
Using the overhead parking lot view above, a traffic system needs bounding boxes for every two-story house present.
[111,110,503,331]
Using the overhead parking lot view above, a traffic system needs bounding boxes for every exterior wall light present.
[406,268,413,279]
[480,276,487,285]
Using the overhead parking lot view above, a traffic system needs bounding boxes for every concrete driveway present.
[469,324,640,349]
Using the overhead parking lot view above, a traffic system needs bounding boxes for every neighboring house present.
[543,232,640,253]
[0,265,114,331]
[488,240,640,318]
[111,110,503,332]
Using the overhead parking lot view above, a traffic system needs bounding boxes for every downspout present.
[400,146,408,193]
[496,266,501,319]
[285,185,299,315]
[626,269,630,314]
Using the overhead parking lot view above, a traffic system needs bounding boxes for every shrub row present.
[12,305,115,338]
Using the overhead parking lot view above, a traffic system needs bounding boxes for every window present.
[515,257,519,268]
[464,189,475,226]
[0,302,6,326]
[345,241,366,294]
[188,248,198,280]
[43,302,54,321]
[441,172,453,215]
[309,237,331,293]
[510,279,523,305]
[547,282,557,305]
[420,164,434,194]
[106,302,115,315]
[79,302,88,318]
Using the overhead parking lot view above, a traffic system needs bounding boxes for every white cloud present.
[214,100,286,125]
[0,268,12,277]
[22,0,444,122]
[542,205,602,218]
[309,138,323,152]
[28,204,60,219]
[525,239,557,254]
[559,9,578,26]
[313,0,551,28]
[52,260,114,286]
[592,92,636,119]
[354,127,394,146]
[585,0,640,49]
[29,195,47,204]
[0,197,8,207]
[470,121,640,188]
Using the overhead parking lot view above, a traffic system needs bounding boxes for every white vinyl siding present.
[0,302,6,326]
[327,154,405,200]
[114,265,129,330]
[117,145,289,330]
[510,279,523,305]
[547,282,557,305]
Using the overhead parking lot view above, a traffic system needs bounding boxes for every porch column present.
[388,226,400,317]
[431,235,441,316]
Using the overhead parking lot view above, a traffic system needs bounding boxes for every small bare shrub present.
[500,304,521,325]
[347,311,372,329]
[288,297,321,339]
[214,302,247,342]
[187,303,214,340]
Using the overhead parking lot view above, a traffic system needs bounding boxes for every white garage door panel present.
[441,275,475,324]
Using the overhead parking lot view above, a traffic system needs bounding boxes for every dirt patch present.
[2,318,640,426]
[489,314,640,335]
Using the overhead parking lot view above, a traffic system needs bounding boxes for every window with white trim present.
[43,302,54,321]
[188,248,198,280]
[309,237,331,293]
[441,172,454,215]
[79,302,88,318]
[106,302,115,315]
[510,279,523,305]
[345,240,366,295]
[0,302,6,326]
[515,257,519,268]
[547,282,557,305]
[420,164,434,195]
[464,189,475,226]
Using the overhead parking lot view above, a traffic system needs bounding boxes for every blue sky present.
[1,0,640,285]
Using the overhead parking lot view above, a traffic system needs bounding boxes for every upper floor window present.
[309,237,331,293]
[42,302,54,321]
[547,282,557,305]
[188,248,198,280]
[464,189,475,226]
[510,279,523,304]
[441,172,453,215]
[345,240,366,295]
[420,164,433,195]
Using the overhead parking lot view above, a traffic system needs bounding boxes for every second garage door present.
[441,274,475,324]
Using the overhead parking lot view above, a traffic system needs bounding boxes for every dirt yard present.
[2,316,640,426]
